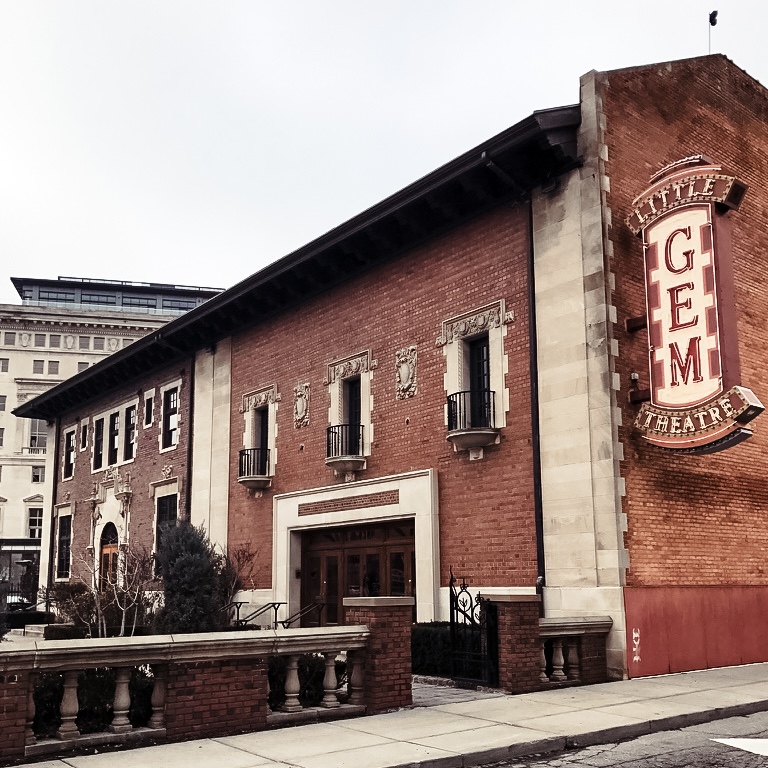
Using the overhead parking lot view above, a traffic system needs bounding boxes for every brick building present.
[16,54,768,680]
[0,276,220,600]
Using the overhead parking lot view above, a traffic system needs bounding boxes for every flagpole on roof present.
[709,10,718,54]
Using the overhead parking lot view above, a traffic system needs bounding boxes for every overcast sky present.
[0,2,765,306]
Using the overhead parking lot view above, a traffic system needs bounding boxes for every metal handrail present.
[233,601,285,629]
[279,602,326,628]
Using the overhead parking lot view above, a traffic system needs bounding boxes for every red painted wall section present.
[624,586,768,677]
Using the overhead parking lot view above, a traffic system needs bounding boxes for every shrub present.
[153,522,224,634]
[411,622,452,676]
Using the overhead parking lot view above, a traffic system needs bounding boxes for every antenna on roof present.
[708,10,718,54]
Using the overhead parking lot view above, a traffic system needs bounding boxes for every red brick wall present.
[344,600,413,713]
[228,205,538,590]
[53,363,192,582]
[164,658,268,739]
[0,669,29,761]
[602,55,768,588]
[579,634,609,685]
[494,599,541,694]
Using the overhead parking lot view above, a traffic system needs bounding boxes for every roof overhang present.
[14,105,581,422]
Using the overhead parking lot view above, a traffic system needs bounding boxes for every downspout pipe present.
[185,355,195,523]
[45,416,62,613]
[527,198,546,617]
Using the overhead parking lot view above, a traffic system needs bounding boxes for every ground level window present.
[155,494,178,571]
[56,516,72,579]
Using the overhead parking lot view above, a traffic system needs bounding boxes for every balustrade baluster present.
[550,638,567,682]
[56,670,80,739]
[281,655,302,712]
[320,652,341,708]
[110,667,132,733]
[348,650,364,706]
[539,641,549,683]
[25,673,37,745]
[148,665,166,729]
[566,639,581,681]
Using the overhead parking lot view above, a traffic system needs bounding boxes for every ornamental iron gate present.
[449,567,499,687]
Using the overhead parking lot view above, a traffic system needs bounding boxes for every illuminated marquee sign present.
[627,156,763,453]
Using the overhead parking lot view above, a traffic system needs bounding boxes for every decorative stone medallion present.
[294,383,310,429]
[396,346,417,399]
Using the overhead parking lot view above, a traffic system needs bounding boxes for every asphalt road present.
[483,710,768,767]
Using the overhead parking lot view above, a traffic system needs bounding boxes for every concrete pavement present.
[13,663,768,768]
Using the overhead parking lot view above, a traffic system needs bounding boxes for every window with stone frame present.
[107,411,120,466]
[325,351,376,463]
[56,513,72,579]
[144,392,154,427]
[93,418,104,470]
[240,385,278,478]
[124,404,137,460]
[154,493,178,573]
[438,300,512,456]
[28,508,43,539]
[63,429,76,479]
[161,385,179,450]
[31,465,45,483]
[29,419,47,452]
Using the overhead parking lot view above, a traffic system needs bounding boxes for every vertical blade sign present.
[626,156,763,453]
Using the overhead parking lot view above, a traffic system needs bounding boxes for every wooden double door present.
[301,520,415,626]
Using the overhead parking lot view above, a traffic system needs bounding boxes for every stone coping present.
[0,625,370,672]
[343,597,415,607]
[539,615,614,636]
[480,593,540,603]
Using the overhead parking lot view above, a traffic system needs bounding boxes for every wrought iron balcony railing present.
[237,448,271,490]
[447,390,496,431]
[446,390,499,457]
[326,424,364,459]
[325,424,366,476]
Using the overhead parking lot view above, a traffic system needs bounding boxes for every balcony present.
[22,446,47,455]
[446,390,500,457]
[325,424,366,475]
[237,448,271,490]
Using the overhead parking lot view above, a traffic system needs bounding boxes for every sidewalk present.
[15,663,768,768]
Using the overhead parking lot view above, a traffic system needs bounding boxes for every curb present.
[382,698,768,768]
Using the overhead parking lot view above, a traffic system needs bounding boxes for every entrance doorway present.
[300,520,415,626]
[99,523,119,590]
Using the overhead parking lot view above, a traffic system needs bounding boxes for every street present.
[485,710,768,767]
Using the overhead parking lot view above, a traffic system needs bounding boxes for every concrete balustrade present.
[539,616,613,686]
[0,625,373,763]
